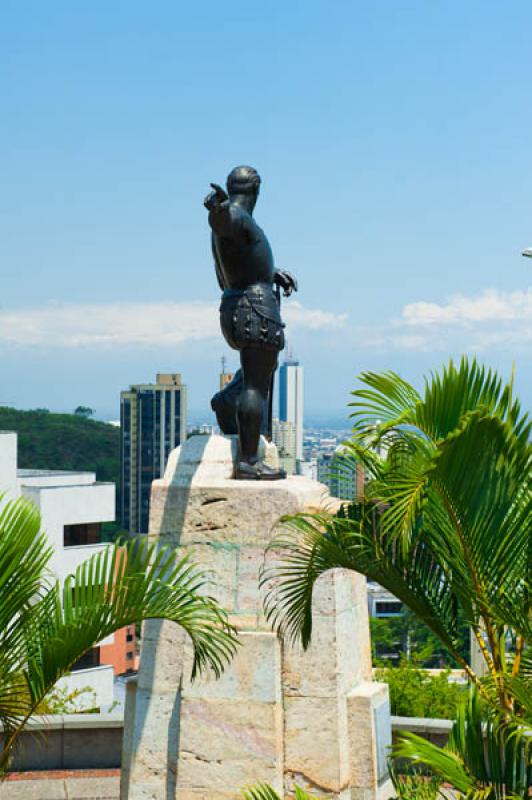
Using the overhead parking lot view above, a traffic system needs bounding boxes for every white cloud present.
[401,288,532,326]
[283,301,347,330]
[0,300,346,348]
[389,287,532,353]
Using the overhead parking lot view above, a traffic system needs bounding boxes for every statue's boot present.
[235,460,286,481]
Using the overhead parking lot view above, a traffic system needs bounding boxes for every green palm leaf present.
[0,496,238,772]
[241,783,320,799]
[394,688,532,798]
[265,358,532,715]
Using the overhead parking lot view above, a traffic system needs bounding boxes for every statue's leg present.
[237,347,278,465]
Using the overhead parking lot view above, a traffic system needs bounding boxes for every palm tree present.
[261,358,531,791]
[0,495,238,774]
[395,688,531,798]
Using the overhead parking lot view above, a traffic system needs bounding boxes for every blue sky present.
[1,1,531,421]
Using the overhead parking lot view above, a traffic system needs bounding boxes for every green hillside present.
[0,407,120,485]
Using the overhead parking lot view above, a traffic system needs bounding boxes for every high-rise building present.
[120,373,187,534]
[279,357,304,465]
[317,448,364,501]
[272,418,297,475]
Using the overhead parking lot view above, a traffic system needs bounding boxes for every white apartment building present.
[0,431,116,710]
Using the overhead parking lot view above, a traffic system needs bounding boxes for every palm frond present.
[395,688,532,798]
[241,784,320,799]
[23,538,238,708]
[0,497,54,733]
[241,784,282,799]
[0,498,239,771]
[263,504,465,664]
[349,369,421,430]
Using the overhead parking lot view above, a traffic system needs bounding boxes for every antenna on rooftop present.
[221,355,227,376]
[285,342,296,362]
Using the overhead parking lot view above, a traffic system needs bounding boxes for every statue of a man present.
[204,165,297,480]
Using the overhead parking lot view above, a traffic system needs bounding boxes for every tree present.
[0,495,238,774]
[74,406,94,418]
[370,609,470,667]
[262,359,531,795]
[375,660,466,718]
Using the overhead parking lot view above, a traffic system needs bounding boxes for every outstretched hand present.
[274,270,298,297]
[204,183,229,211]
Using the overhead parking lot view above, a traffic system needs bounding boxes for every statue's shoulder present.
[227,203,256,238]
[209,201,255,242]
[227,202,250,223]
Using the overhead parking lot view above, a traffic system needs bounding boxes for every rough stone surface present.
[122,435,391,800]
[0,775,120,800]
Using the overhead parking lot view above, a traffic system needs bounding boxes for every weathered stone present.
[347,683,393,800]
[122,435,392,800]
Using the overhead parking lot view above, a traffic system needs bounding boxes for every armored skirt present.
[220,283,285,352]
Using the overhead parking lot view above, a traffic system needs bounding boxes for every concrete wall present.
[0,432,19,502]
[392,716,453,750]
[18,470,97,487]
[2,714,452,774]
[55,665,115,711]
[2,714,123,771]
[19,481,115,578]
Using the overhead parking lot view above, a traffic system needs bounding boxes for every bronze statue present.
[205,166,297,480]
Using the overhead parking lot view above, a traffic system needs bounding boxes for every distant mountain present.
[0,407,120,486]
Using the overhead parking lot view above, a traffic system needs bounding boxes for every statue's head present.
[226,166,261,205]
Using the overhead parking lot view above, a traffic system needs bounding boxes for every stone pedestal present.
[121,435,392,800]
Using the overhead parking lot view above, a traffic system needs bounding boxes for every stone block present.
[0,781,66,800]
[64,777,120,799]
[284,695,350,795]
[136,619,186,692]
[234,545,266,613]
[183,631,281,704]
[347,682,393,800]
[282,571,372,700]
[123,435,392,800]
[177,699,282,795]
[177,543,239,611]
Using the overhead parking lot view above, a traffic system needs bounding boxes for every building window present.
[71,647,100,671]
[375,601,403,616]
[126,632,134,642]
[126,651,134,661]
[64,522,102,547]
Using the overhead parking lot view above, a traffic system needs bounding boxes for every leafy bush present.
[376,661,466,719]
[389,763,441,799]
[35,686,99,714]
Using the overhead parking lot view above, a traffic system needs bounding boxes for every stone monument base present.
[121,435,392,800]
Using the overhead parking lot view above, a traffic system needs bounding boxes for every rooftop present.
[17,469,95,478]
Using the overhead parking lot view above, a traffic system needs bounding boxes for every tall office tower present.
[120,373,187,534]
[272,418,297,475]
[279,357,304,466]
